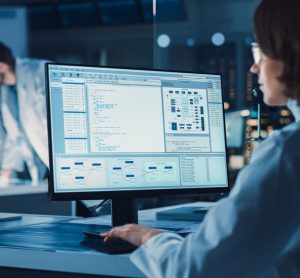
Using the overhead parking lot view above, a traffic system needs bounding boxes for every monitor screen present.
[225,111,245,148]
[46,64,229,201]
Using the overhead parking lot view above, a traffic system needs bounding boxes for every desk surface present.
[0,183,47,197]
[0,202,214,277]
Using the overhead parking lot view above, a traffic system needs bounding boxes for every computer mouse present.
[82,231,137,254]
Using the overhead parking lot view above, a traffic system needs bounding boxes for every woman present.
[102,0,300,276]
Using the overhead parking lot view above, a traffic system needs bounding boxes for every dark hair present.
[0,42,15,70]
[254,0,300,104]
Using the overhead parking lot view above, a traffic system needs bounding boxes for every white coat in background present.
[0,58,49,184]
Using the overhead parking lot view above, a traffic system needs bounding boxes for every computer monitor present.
[225,111,245,149]
[46,63,229,226]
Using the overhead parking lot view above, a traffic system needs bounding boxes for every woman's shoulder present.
[251,121,300,162]
[260,121,300,162]
[270,121,300,146]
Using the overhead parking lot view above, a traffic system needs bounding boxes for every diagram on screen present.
[144,160,178,183]
[110,159,138,185]
[108,157,180,187]
[163,87,209,134]
[57,157,107,189]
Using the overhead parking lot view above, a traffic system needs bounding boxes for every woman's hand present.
[101,224,162,247]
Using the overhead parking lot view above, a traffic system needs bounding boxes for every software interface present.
[48,65,228,193]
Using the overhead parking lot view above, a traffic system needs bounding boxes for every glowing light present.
[153,0,156,16]
[157,34,171,48]
[247,119,258,126]
[280,109,290,117]
[186,38,195,47]
[240,110,250,117]
[223,102,230,110]
[211,32,225,46]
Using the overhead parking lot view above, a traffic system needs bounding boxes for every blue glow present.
[157,34,171,48]
[244,36,253,46]
[186,38,195,47]
[211,32,225,46]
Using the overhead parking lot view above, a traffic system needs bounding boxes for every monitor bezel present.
[46,62,230,201]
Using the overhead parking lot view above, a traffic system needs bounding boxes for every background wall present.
[0,7,27,57]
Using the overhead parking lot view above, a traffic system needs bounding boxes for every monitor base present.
[156,206,209,222]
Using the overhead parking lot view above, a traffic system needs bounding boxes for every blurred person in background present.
[0,42,48,186]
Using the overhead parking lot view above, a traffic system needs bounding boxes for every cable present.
[90,199,109,211]
[252,87,262,142]
[245,86,263,144]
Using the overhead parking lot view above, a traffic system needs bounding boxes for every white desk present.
[0,202,214,277]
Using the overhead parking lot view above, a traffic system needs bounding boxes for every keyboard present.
[0,221,190,254]
[0,222,114,253]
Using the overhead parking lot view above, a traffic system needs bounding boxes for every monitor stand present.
[111,198,138,227]
[0,213,22,222]
[156,206,209,222]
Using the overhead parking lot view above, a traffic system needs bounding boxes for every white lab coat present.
[0,58,49,182]
[131,100,300,278]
